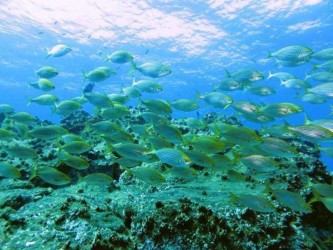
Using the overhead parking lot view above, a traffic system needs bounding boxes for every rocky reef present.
[0,110,333,250]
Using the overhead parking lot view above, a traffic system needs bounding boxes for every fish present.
[268,186,312,213]
[61,141,91,154]
[28,94,59,106]
[132,79,163,93]
[261,102,303,117]
[83,83,95,93]
[131,61,171,78]
[267,71,296,81]
[260,124,295,139]
[35,66,59,79]
[199,92,233,108]
[102,130,134,144]
[82,173,113,185]
[225,69,264,84]
[33,165,71,185]
[84,92,114,108]
[54,100,82,115]
[280,79,311,90]
[184,117,206,129]
[104,50,134,64]
[171,99,199,112]
[130,167,165,185]
[286,124,333,142]
[0,128,14,140]
[0,104,14,114]
[29,78,55,91]
[83,67,112,82]
[239,154,278,173]
[46,44,72,59]
[58,151,89,170]
[29,125,68,140]
[312,60,333,71]
[216,78,243,91]
[185,135,225,153]
[108,94,130,104]
[91,121,120,134]
[12,123,29,138]
[183,149,215,168]
[230,192,275,213]
[95,66,116,76]
[112,142,152,161]
[305,71,333,82]
[306,82,333,98]
[300,93,326,104]
[311,48,333,60]
[246,85,276,96]
[100,104,130,119]
[242,112,275,124]
[10,112,36,124]
[61,134,84,144]
[226,170,248,182]
[210,154,233,171]
[114,157,142,168]
[275,58,310,67]
[122,86,142,98]
[311,183,333,198]
[140,99,172,115]
[258,137,298,158]
[231,101,260,115]
[0,161,21,179]
[219,125,262,146]
[153,123,183,144]
[268,45,313,61]
[139,112,168,125]
[154,148,190,168]
[147,136,173,150]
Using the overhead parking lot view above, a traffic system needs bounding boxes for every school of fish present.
[0,45,333,214]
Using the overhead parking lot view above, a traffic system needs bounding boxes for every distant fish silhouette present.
[83,83,95,93]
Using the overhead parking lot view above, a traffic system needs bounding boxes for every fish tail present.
[129,61,137,74]
[81,71,87,82]
[310,62,318,71]
[229,192,237,203]
[267,71,273,79]
[27,98,32,106]
[304,113,312,125]
[266,51,272,59]
[104,55,111,62]
[224,69,231,78]
[29,163,38,181]
[304,72,310,80]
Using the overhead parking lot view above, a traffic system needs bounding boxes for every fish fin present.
[304,113,312,125]
[304,72,310,80]
[104,55,111,62]
[129,61,137,74]
[29,163,38,181]
[81,71,87,82]
[43,47,51,59]
[266,51,272,59]
[267,71,273,79]
[224,69,231,78]
[229,192,237,203]
[27,98,32,106]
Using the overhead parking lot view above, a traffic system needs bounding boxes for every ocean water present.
[1,1,333,249]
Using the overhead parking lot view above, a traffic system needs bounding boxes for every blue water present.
[0,0,332,170]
